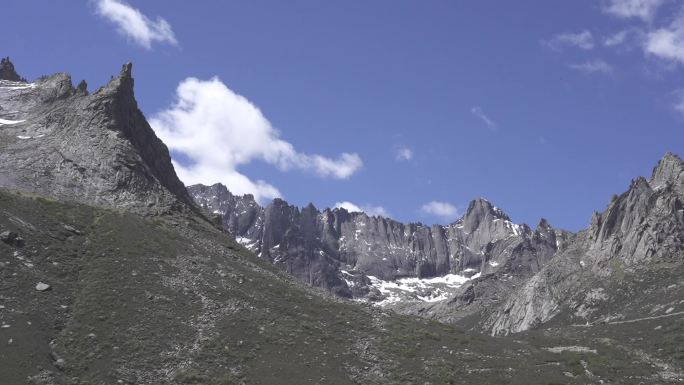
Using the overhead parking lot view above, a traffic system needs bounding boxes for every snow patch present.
[545,346,597,354]
[367,273,477,306]
[417,292,450,302]
[340,270,356,288]
[0,81,36,90]
[235,237,252,245]
[507,221,521,236]
[0,118,26,125]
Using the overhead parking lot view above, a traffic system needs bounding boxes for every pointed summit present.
[461,198,510,230]
[0,57,25,82]
[465,198,510,220]
[650,152,683,191]
[0,61,194,214]
[121,62,133,78]
[98,62,135,101]
[536,218,551,231]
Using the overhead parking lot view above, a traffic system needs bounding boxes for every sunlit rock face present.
[189,183,570,303]
[487,153,684,335]
[0,60,194,215]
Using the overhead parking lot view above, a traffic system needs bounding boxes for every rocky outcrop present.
[486,153,684,335]
[191,155,682,332]
[0,57,24,82]
[392,215,573,325]
[189,184,570,299]
[190,183,264,239]
[0,61,195,214]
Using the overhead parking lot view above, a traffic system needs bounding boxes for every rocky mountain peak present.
[121,62,133,78]
[631,176,651,191]
[190,183,237,210]
[97,62,135,101]
[488,152,684,336]
[270,198,291,209]
[461,198,510,229]
[76,79,88,95]
[0,56,24,82]
[0,60,195,214]
[197,182,230,196]
[650,151,683,192]
[536,218,551,231]
[303,202,318,212]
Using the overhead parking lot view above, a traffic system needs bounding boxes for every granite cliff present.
[0,59,194,215]
[189,183,572,306]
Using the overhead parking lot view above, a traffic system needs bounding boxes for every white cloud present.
[395,147,414,161]
[471,106,497,131]
[544,30,595,51]
[604,30,631,46]
[95,0,178,49]
[603,28,648,50]
[603,0,665,21]
[150,77,363,203]
[334,201,389,217]
[420,201,459,221]
[568,59,614,74]
[645,13,684,65]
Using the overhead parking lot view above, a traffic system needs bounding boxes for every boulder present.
[35,282,51,292]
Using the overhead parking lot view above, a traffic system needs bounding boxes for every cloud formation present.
[604,30,631,47]
[544,30,595,51]
[420,201,459,221]
[395,147,414,161]
[334,201,389,217]
[95,0,178,49]
[645,13,684,65]
[150,77,363,203]
[568,59,614,74]
[603,0,665,21]
[471,106,497,131]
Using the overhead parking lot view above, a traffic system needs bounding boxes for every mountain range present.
[0,57,682,384]
[188,153,684,338]
[188,184,570,304]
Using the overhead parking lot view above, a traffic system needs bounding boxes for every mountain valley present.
[0,58,682,384]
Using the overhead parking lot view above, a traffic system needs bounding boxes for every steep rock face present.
[186,183,264,238]
[394,217,573,325]
[651,152,684,194]
[0,57,24,82]
[487,153,684,335]
[0,62,194,214]
[189,184,570,299]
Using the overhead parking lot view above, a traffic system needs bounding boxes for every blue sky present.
[3,0,683,231]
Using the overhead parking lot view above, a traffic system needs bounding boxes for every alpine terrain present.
[0,58,682,384]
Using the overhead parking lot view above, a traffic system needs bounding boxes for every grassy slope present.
[0,189,678,385]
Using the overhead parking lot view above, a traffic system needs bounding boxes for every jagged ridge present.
[0,57,25,82]
[189,183,571,302]
[0,60,194,214]
[486,152,684,335]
